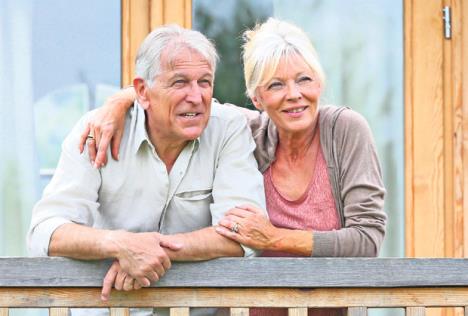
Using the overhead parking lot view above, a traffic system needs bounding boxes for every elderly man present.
[27,25,266,315]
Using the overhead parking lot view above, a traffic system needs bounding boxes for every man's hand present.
[101,260,141,300]
[101,232,183,301]
[111,231,181,288]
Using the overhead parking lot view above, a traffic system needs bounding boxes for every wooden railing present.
[1,258,468,315]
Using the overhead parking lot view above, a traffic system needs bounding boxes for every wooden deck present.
[1,257,468,315]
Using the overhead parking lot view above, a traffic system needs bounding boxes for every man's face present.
[140,47,214,144]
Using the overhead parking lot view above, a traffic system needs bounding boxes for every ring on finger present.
[86,134,95,141]
[231,222,240,233]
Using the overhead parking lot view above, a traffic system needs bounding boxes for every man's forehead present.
[160,45,212,73]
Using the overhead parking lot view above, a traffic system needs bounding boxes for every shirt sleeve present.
[312,109,387,257]
[27,113,101,257]
[209,108,267,258]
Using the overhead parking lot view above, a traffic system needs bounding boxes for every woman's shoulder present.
[319,105,371,134]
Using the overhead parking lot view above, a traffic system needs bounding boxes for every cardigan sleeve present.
[312,109,387,257]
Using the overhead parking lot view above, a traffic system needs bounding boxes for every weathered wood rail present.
[1,257,468,315]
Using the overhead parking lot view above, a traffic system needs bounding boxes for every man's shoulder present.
[209,100,245,122]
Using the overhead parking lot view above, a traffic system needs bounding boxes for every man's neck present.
[146,120,189,174]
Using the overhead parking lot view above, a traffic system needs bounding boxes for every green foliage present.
[194,0,271,109]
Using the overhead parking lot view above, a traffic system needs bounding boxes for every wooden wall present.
[405,0,466,260]
[121,0,192,86]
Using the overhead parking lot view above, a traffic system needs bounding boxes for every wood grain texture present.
[230,308,249,316]
[170,307,189,316]
[0,309,7,316]
[1,287,468,308]
[3,258,468,287]
[450,0,465,260]
[49,308,69,316]
[150,0,163,29]
[404,0,415,258]
[348,307,367,316]
[411,0,445,258]
[121,0,150,86]
[110,308,130,316]
[288,308,307,316]
[463,0,468,263]
[443,0,455,260]
[407,307,426,316]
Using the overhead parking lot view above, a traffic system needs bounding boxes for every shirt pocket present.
[174,189,213,200]
[163,188,214,234]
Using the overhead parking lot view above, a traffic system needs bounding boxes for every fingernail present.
[101,295,108,301]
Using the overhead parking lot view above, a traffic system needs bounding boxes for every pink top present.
[251,146,343,316]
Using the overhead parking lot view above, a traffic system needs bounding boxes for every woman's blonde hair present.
[242,18,325,97]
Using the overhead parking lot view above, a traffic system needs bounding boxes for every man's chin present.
[180,127,205,140]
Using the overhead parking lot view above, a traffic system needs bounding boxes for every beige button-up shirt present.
[28,101,266,258]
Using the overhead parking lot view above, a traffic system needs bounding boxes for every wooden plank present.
[450,0,465,260]
[464,306,468,316]
[463,0,468,263]
[443,0,455,260]
[5,258,468,287]
[184,0,192,28]
[2,287,468,308]
[404,0,415,258]
[121,0,150,86]
[49,308,69,316]
[348,307,367,316]
[407,307,426,316]
[170,307,189,316]
[288,307,307,316]
[110,308,130,316]
[403,1,415,257]
[150,0,163,29]
[411,0,445,258]
[230,308,249,316]
[0,308,7,316]
[163,0,185,26]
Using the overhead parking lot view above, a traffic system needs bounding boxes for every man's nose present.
[186,82,203,104]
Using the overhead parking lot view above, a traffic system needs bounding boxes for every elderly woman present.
[80,18,386,315]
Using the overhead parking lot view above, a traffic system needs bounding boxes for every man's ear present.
[251,95,263,111]
[133,78,150,109]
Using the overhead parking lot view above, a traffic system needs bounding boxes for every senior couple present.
[28,18,386,316]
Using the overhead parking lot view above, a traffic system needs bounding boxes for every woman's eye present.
[298,76,312,83]
[267,82,283,90]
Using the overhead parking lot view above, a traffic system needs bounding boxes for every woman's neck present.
[276,120,319,163]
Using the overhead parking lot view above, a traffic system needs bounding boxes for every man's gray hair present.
[135,24,218,85]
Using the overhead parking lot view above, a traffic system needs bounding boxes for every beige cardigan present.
[232,103,387,257]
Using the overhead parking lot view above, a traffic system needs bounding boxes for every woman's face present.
[252,54,321,136]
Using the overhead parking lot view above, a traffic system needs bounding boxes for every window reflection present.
[193,0,404,263]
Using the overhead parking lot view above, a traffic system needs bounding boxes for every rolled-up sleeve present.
[210,108,267,257]
[27,113,101,256]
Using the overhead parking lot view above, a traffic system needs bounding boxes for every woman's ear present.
[133,78,150,109]
[251,95,263,111]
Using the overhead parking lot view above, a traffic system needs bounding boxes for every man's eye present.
[172,80,186,87]
[199,79,212,87]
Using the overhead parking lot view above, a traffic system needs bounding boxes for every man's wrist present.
[100,230,127,258]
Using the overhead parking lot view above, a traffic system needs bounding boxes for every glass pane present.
[193,0,404,260]
[0,0,121,257]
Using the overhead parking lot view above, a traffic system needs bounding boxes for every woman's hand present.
[79,87,136,168]
[216,205,279,250]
